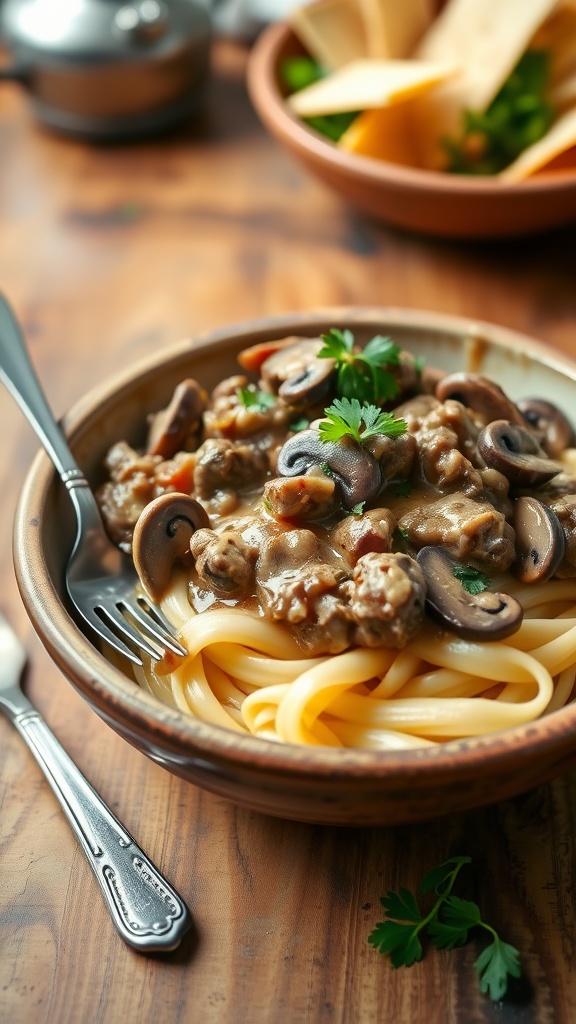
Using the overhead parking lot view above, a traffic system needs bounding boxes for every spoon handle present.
[3,685,192,952]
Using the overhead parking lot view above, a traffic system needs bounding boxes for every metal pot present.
[0,0,212,139]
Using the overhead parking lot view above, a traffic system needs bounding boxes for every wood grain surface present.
[2,37,576,1024]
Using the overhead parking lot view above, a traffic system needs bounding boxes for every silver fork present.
[0,609,192,951]
[0,295,186,665]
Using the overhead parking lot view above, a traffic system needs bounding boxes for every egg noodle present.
[133,572,576,749]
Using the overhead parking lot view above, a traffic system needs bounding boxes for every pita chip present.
[287,58,456,118]
[358,0,435,59]
[289,0,367,71]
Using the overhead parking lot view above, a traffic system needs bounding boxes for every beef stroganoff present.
[96,329,576,749]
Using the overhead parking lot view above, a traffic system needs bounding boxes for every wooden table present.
[2,37,576,1024]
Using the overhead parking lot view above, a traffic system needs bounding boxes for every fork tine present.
[129,598,188,656]
[92,604,162,663]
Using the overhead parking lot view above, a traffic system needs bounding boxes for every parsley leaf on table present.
[319,397,406,445]
[368,856,522,1001]
[318,328,401,405]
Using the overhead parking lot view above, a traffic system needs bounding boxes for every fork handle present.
[0,295,85,482]
[5,689,192,952]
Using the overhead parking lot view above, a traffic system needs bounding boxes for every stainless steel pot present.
[0,0,212,139]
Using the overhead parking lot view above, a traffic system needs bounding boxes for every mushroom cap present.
[132,492,210,602]
[517,398,575,458]
[478,420,563,487]
[435,372,525,426]
[512,496,566,584]
[276,428,382,508]
[260,338,336,408]
[417,545,523,641]
[146,379,207,459]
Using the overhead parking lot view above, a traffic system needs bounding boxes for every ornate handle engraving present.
[9,695,191,951]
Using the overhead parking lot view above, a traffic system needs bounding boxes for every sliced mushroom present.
[478,420,563,487]
[132,492,210,602]
[416,546,523,641]
[517,398,574,458]
[435,372,525,426]
[512,496,565,583]
[146,379,207,459]
[260,338,336,408]
[277,429,381,509]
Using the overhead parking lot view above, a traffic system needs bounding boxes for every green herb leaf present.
[319,397,407,445]
[368,919,424,969]
[237,387,276,413]
[318,327,354,361]
[369,856,522,1001]
[419,856,471,897]
[318,328,402,404]
[444,50,553,175]
[289,416,310,433]
[428,896,481,949]
[349,501,366,515]
[280,56,323,93]
[453,565,492,595]
[474,939,522,1002]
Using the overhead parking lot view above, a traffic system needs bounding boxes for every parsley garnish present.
[453,565,492,595]
[444,50,553,175]
[318,328,401,405]
[348,501,365,516]
[319,397,407,445]
[237,386,276,413]
[369,856,522,1001]
[289,415,309,433]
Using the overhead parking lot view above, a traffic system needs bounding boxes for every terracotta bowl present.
[247,20,576,239]
[13,307,576,826]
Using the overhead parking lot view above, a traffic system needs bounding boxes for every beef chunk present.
[190,528,258,595]
[330,508,395,568]
[399,494,515,572]
[263,473,336,521]
[345,552,426,648]
[193,438,269,501]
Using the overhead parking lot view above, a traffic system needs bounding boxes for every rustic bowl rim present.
[13,305,576,784]
[247,19,576,200]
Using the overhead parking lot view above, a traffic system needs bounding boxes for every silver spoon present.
[0,608,192,952]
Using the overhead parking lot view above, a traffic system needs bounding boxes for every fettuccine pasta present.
[132,573,576,749]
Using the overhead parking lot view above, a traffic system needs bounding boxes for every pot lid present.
[1,0,211,63]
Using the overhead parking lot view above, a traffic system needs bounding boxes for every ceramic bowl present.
[247,20,576,239]
[13,307,576,826]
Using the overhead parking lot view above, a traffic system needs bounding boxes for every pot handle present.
[0,63,30,84]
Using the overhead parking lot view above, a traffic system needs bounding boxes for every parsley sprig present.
[453,565,492,596]
[318,328,401,405]
[237,386,276,413]
[319,397,406,445]
[369,856,522,1001]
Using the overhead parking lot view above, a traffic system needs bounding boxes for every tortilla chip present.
[338,100,421,164]
[499,105,576,180]
[287,58,456,118]
[289,0,368,71]
[358,0,435,59]
[416,0,559,110]
[412,0,560,168]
